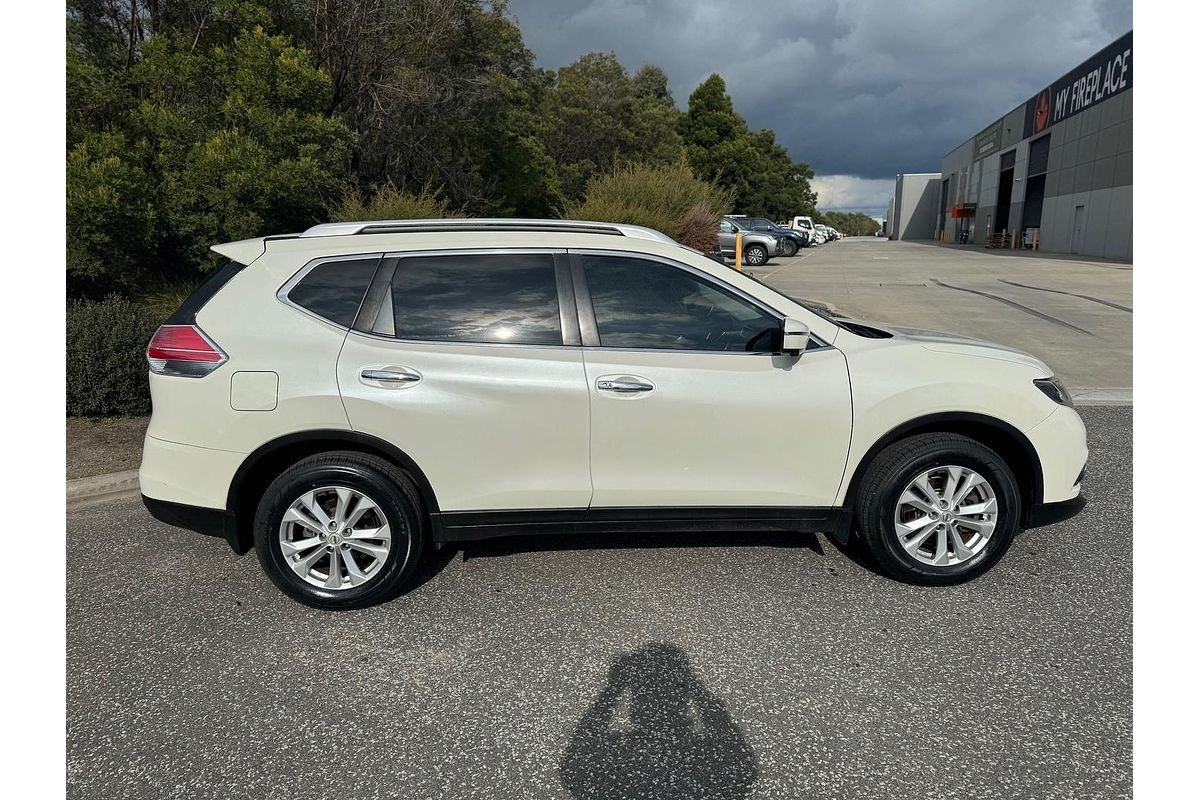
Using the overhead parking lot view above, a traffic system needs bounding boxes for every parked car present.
[141,217,1088,609]
[787,215,820,243]
[814,224,832,242]
[717,217,781,266]
[727,215,808,256]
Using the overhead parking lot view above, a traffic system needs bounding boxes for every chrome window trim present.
[277,246,833,354]
[569,247,832,354]
[276,252,383,333]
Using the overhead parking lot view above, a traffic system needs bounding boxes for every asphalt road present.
[66,405,1131,800]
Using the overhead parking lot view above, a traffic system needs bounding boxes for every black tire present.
[853,433,1020,585]
[780,239,799,257]
[253,451,427,609]
[743,244,768,266]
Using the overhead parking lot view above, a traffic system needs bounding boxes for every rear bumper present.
[142,495,244,554]
[139,434,244,509]
[139,435,248,553]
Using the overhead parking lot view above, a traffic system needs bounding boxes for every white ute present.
[140,218,1088,608]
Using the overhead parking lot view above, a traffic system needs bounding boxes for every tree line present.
[816,211,882,237]
[67,0,821,297]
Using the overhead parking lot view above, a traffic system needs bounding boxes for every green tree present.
[66,4,354,294]
[679,73,815,220]
[542,53,684,202]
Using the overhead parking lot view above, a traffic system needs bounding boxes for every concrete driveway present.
[753,238,1131,401]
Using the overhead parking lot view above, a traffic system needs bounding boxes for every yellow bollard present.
[1032,229,1039,251]
[734,232,743,271]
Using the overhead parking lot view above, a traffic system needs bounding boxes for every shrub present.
[67,296,161,417]
[138,278,205,322]
[563,162,730,244]
[676,203,721,251]
[334,182,464,222]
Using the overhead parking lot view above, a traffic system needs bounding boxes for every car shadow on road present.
[560,643,758,800]
[458,529,825,563]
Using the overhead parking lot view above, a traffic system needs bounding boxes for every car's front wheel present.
[779,239,799,257]
[854,433,1020,585]
[253,452,426,609]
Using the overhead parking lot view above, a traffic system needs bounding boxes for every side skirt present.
[434,506,852,544]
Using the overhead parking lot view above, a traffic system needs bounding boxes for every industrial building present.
[887,173,942,240]
[896,30,1132,260]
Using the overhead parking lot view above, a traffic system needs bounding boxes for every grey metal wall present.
[892,173,942,240]
[1038,88,1132,259]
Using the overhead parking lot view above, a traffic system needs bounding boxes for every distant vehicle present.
[728,215,808,256]
[786,216,819,244]
[814,224,832,242]
[718,217,782,266]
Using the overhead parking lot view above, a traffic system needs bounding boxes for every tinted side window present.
[287,258,379,327]
[390,253,561,345]
[719,220,735,233]
[582,255,779,352]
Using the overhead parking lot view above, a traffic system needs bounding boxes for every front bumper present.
[1025,405,1089,504]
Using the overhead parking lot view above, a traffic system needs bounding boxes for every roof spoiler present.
[210,237,268,265]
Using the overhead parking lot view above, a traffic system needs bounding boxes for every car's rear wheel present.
[253,451,426,609]
[780,239,799,257]
[854,433,1020,585]
[743,244,768,266]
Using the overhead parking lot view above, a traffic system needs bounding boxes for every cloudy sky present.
[505,0,1132,216]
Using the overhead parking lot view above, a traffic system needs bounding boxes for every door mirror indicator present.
[781,318,810,356]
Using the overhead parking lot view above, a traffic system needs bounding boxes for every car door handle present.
[360,368,422,388]
[597,377,654,393]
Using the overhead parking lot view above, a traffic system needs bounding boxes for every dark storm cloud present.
[505,0,1131,200]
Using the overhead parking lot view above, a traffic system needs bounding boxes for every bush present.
[334,182,464,222]
[563,162,730,245]
[67,296,161,417]
[676,203,721,251]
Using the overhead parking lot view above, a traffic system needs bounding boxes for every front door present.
[573,251,852,510]
[337,250,591,513]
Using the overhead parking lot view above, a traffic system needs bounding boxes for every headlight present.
[1033,376,1074,407]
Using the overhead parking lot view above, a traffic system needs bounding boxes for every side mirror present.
[781,318,810,356]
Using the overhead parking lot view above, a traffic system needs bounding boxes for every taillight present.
[146,325,227,377]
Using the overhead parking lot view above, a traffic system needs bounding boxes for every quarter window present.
[582,255,780,352]
[287,258,379,328]
[389,253,562,345]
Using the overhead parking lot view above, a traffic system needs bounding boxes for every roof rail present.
[298,218,677,244]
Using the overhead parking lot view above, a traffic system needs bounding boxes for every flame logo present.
[1034,90,1050,132]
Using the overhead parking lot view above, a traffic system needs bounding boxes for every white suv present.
[140,218,1087,609]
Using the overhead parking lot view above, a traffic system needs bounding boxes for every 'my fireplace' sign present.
[1023,30,1132,139]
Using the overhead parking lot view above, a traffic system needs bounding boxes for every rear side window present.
[165,261,246,324]
[388,253,561,345]
[287,258,379,327]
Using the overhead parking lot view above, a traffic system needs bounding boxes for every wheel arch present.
[841,412,1043,527]
[224,430,442,554]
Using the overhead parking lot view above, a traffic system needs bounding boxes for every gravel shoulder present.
[66,416,148,480]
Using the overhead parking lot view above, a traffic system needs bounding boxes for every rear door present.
[573,250,852,510]
[336,250,592,514]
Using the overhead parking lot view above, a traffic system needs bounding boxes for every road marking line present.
[997,279,1132,313]
[931,278,1094,336]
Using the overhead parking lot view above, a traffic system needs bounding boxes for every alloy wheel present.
[893,465,998,567]
[278,486,393,590]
